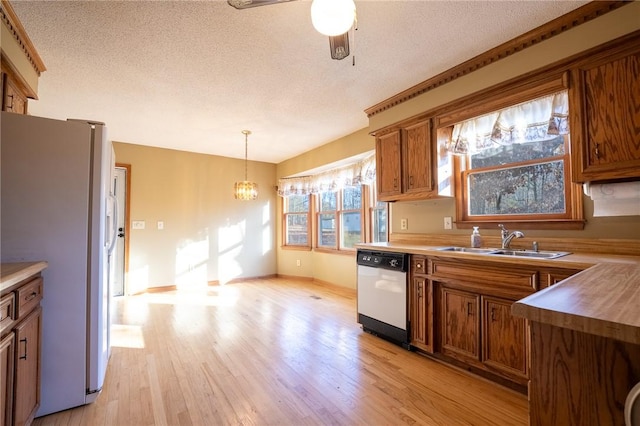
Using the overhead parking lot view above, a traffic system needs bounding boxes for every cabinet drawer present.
[0,292,16,335]
[430,259,538,292]
[16,278,43,319]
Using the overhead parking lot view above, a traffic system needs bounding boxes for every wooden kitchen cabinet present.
[482,296,528,381]
[12,307,41,426]
[375,119,434,202]
[409,256,433,353]
[0,266,44,426]
[570,38,640,182]
[429,257,536,387]
[1,73,28,114]
[376,130,402,199]
[440,287,480,362]
[1,331,15,426]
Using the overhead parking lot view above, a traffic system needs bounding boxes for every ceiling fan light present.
[311,0,356,37]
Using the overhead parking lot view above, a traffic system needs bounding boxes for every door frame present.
[115,163,131,295]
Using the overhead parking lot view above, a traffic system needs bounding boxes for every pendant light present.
[311,0,356,36]
[234,130,258,200]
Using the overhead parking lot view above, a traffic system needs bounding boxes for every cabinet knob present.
[416,263,422,269]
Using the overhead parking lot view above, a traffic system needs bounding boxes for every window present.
[317,186,363,250]
[283,194,310,247]
[445,90,583,229]
[369,185,388,243]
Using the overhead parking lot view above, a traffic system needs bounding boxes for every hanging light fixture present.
[311,0,356,36]
[234,130,258,200]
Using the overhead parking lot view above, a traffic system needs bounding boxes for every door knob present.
[118,232,125,238]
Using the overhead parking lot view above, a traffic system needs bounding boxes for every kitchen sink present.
[489,249,571,259]
[436,246,570,259]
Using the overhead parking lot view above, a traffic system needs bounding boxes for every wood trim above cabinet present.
[364,1,630,118]
[0,0,47,77]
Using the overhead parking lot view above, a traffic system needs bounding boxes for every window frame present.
[281,194,312,250]
[436,74,584,230]
[315,186,365,253]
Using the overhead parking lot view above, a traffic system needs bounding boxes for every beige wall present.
[275,129,375,289]
[274,5,640,290]
[114,142,277,293]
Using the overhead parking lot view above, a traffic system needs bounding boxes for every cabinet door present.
[1,332,15,426]
[410,276,433,353]
[440,287,479,362]
[402,120,432,194]
[571,48,640,181]
[482,296,528,381]
[2,76,27,114]
[13,307,41,426]
[376,130,402,199]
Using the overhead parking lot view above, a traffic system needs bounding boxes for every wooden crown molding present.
[363,1,629,118]
[0,0,46,75]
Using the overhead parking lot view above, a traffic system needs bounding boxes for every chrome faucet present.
[498,224,524,249]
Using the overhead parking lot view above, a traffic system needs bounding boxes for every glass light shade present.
[234,181,258,200]
[311,0,356,36]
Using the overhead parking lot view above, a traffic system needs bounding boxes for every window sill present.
[281,245,312,251]
[456,219,586,231]
[314,247,358,256]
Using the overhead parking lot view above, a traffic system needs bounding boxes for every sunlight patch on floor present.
[111,323,145,348]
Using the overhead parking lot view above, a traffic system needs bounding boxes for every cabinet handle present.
[409,175,414,187]
[25,291,38,302]
[594,143,600,159]
[467,302,473,316]
[19,337,28,360]
[490,307,496,322]
[393,178,398,189]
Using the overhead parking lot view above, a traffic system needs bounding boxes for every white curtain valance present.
[277,152,376,197]
[448,91,569,155]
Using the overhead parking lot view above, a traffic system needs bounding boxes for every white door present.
[112,167,127,296]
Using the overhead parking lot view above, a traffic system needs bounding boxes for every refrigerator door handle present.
[106,194,118,254]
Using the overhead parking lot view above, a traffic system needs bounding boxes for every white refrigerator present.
[1,112,116,416]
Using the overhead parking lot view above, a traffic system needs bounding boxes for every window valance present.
[447,91,569,155]
[277,152,376,197]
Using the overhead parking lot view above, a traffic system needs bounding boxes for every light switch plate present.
[132,220,145,230]
[444,217,452,230]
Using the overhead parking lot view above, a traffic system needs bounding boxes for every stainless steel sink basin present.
[436,246,499,254]
[488,249,571,259]
[436,246,570,259]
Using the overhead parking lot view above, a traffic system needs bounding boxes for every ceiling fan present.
[227,0,356,61]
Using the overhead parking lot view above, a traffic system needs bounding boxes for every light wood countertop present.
[357,242,640,344]
[1,261,48,294]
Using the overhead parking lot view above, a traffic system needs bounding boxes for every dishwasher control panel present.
[357,250,408,272]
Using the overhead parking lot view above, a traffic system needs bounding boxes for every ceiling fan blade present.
[227,0,298,10]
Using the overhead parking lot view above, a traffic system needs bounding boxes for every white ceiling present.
[11,0,588,164]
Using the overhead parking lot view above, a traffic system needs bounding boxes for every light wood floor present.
[32,277,528,425]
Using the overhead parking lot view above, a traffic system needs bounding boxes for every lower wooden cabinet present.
[0,268,44,426]
[482,296,528,380]
[409,256,434,353]
[12,307,41,426]
[1,332,15,426]
[440,287,480,362]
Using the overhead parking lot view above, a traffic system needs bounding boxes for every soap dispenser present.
[471,227,482,248]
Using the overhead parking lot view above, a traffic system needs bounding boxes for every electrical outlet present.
[157,221,164,230]
[132,220,145,230]
[296,259,301,267]
[444,217,452,230]
[400,218,408,230]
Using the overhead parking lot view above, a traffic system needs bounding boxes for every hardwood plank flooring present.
[32,277,528,425]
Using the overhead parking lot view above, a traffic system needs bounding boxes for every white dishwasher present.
[357,250,409,348]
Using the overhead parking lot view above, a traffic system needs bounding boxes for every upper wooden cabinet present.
[570,39,640,182]
[376,130,402,199]
[0,1,47,114]
[375,119,434,202]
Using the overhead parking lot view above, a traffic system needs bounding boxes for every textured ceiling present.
[11,0,588,164]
